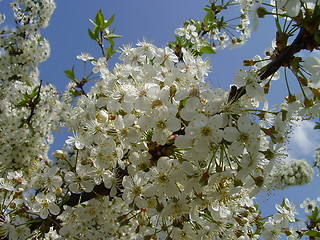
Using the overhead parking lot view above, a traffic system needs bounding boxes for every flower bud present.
[96,109,109,123]
[243,59,256,66]
[56,186,62,196]
[304,98,314,108]
[54,150,66,159]
[170,84,177,98]
[256,7,268,18]
[286,94,296,103]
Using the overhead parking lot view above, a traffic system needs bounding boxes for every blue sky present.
[1,0,319,225]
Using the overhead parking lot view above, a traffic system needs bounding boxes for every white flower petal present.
[175,135,193,149]
[167,118,181,131]
[49,204,60,215]
[286,0,301,17]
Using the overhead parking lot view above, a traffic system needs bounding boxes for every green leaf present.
[108,38,115,47]
[107,46,114,56]
[94,27,100,38]
[37,36,43,43]
[312,207,319,219]
[313,3,320,18]
[305,230,320,237]
[314,122,320,129]
[30,85,40,98]
[200,46,216,54]
[88,29,99,41]
[64,67,77,82]
[203,7,211,13]
[205,11,215,23]
[16,85,41,108]
[104,14,115,28]
[108,33,122,39]
[95,9,105,27]
[179,98,187,108]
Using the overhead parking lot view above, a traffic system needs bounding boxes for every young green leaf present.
[108,33,122,39]
[104,14,115,28]
[30,85,40,99]
[200,46,216,54]
[95,9,105,27]
[107,46,114,56]
[88,29,99,42]
[312,207,319,219]
[305,230,320,237]
[204,9,215,23]
[64,67,77,82]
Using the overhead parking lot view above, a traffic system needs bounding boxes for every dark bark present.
[228,25,319,103]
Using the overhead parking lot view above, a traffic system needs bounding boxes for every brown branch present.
[63,167,128,206]
[26,80,43,125]
[65,183,111,207]
[259,27,308,80]
[228,25,318,103]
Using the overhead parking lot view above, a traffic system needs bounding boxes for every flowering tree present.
[0,0,319,239]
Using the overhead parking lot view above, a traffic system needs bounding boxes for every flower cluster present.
[263,198,298,239]
[0,2,61,238]
[11,0,56,28]
[53,38,298,238]
[262,197,320,239]
[268,158,314,189]
[0,0,60,174]
[314,149,320,176]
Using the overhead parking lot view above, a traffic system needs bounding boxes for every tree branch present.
[228,25,319,103]
[258,27,308,80]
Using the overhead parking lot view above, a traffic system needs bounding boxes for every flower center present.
[201,126,212,136]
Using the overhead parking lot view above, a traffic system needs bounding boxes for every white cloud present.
[288,121,320,159]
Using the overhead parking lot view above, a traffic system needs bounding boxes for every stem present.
[219,145,224,169]
[283,18,293,33]
[207,146,219,172]
[99,31,106,57]
[25,80,43,125]
[245,109,278,115]
[74,149,79,169]
[284,67,293,96]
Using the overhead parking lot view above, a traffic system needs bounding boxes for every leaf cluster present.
[88,10,122,60]
[64,67,88,97]
[302,207,320,239]
[16,80,42,126]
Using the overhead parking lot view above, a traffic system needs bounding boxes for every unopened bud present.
[54,150,66,159]
[286,94,296,103]
[298,76,308,86]
[109,114,116,120]
[304,98,314,108]
[243,59,256,66]
[256,7,268,18]
[56,186,62,196]
[291,57,302,74]
[310,87,320,101]
[170,84,177,98]
[96,109,109,123]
